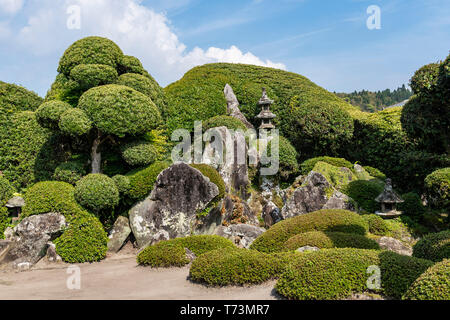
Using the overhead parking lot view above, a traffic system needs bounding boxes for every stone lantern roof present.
[375,179,404,204]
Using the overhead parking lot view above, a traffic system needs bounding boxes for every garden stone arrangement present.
[0,36,449,301]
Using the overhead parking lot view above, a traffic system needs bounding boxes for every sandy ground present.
[0,251,279,300]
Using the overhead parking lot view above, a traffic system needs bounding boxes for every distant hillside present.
[335,85,412,112]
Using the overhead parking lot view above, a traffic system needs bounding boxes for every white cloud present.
[7,0,285,87]
[0,0,23,14]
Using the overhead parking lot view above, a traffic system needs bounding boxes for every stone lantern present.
[256,88,276,130]
[375,179,404,218]
[5,196,25,223]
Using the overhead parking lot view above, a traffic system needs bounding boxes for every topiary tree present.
[424,168,450,210]
[74,174,119,213]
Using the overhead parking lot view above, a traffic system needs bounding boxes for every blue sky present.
[0,0,449,97]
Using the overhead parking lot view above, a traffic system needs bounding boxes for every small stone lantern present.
[256,88,276,130]
[5,196,25,223]
[375,179,404,218]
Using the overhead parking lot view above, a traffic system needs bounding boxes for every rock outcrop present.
[375,236,413,256]
[214,224,265,248]
[107,216,132,253]
[224,84,254,129]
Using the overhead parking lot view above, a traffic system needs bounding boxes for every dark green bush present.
[203,115,247,132]
[44,73,83,107]
[413,230,450,262]
[52,161,86,185]
[78,84,161,138]
[398,192,426,220]
[424,168,450,210]
[74,174,119,212]
[342,180,384,213]
[403,259,450,300]
[126,161,171,201]
[409,63,441,95]
[275,248,433,300]
[262,136,299,180]
[284,231,380,250]
[70,64,118,90]
[121,141,161,167]
[58,36,123,75]
[58,108,92,136]
[300,156,353,175]
[363,214,389,236]
[363,166,386,181]
[250,209,369,253]
[190,164,226,201]
[35,100,72,129]
[112,175,130,195]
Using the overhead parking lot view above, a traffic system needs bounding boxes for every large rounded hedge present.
[74,174,119,212]
[363,214,389,236]
[275,248,433,300]
[190,164,226,201]
[403,259,450,300]
[58,36,124,75]
[203,115,247,132]
[77,84,162,138]
[424,168,449,210]
[300,156,353,175]
[58,108,92,136]
[413,230,450,262]
[52,161,86,185]
[342,180,384,213]
[284,231,380,251]
[125,161,171,201]
[35,100,72,129]
[250,209,369,253]
[121,141,161,167]
[70,64,118,90]
[409,63,441,95]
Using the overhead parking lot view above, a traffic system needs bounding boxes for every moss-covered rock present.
[300,156,353,175]
[312,161,356,190]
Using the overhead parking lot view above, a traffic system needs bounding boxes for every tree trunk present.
[91,134,102,174]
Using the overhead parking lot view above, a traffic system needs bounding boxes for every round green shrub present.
[342,180,384,213]
[363,166,387,181]
[398,192,426,219]
[0,175,15,206]
[275,248,433,300]
[121,141,161,167]
[413,230,450,262]
[363,214,389,236]
[261,136,299,180]
[58,36,123,75]
[58,108,92,136]
[77,84,161,138]
[403,259,450,300]
[300,156,353,175]
[116,73,164,107]
[118,55,146,76]
[409,63,440,95]
[52,161,86,185]
[70,64,118,90]
[190,164,226,200]
[284,231,380,250]
[203,115,247,132]
[250,209,369,253]
[112,175,130,195]
[54,214,108,263]
[126,161,171,201]
[35,100,72,129]
[74,174,119,212]
[424,168,450,210]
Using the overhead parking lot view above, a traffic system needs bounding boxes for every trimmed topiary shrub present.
[398,192,426,220]
[363,166,386,181]
[172,235,235,256]
[35,100,72,129]
[284,231,380,250]
[363,214,389,236]
[74,174,119,213]
[275,248,433,300]
[125,161,171,201]
[70,64,118,90]
[261,136,299,180]
[250,209,369,253]
[300,156,353,175]
[203,115,247,132]
[342,180,384,213]
[112,175,130,195]
[413,230,450,262]
[403,259,450,300]
[424,168,450,210]
[58,108,92,136]
[52,161,86,185]
[120,141,161,167]
[190,164,226,201]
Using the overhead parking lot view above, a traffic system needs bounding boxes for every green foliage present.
[58,108,92,136]
[118,55,147,76]
[35,100,71,129]
[275,248,433,300]
[424,168,450,210]
[78,84,162,138]
[203,115,247,132]
[409,63,441,95]
[398,192,426,220]
[58,36,124,75]
[0,207,8,239]
[44,73,83,107]
[413,230,450,262]
[0,175,15,205]
[74,174,119,213]
[125,161,171,201]
[54,214,108,263]
[52,161,86,185]
[403,259,450,300]
[300,156,353,175]
[70,64,118,90]
[363,166,386,181]
[342,180,384,213]
[190,164,226,200]
[363,214,389,236]
[312,161,356,190]
[284,231,380,250]
[121,140,161,167]
[262,136,299,180]
[112,175,130,195]
[250,209,369,253]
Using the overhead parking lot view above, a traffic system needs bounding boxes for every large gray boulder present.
[214,224,265,249]
[282,171,355,218]
[376,236,413,256]
[107,216,132,253]
[129,163,219,248]
[0,212,66,269]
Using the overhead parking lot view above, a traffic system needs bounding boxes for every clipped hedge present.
[403,259,450,300]
[300,156,353,175]
[203,115,247,132]
[70,63,118,90]
[52,161,86,185]
[424,168,450,210]
[413,230,450,262]
[74,174,119,213]
[284,231,380,251]
[342,180,384,213]
[121,140,161,167]
[125,161,171,201]
[58,108,92,136]
[275,248,433,300]
[250,209,369,253]
[363,214,389,236]
[35,100,72,129]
